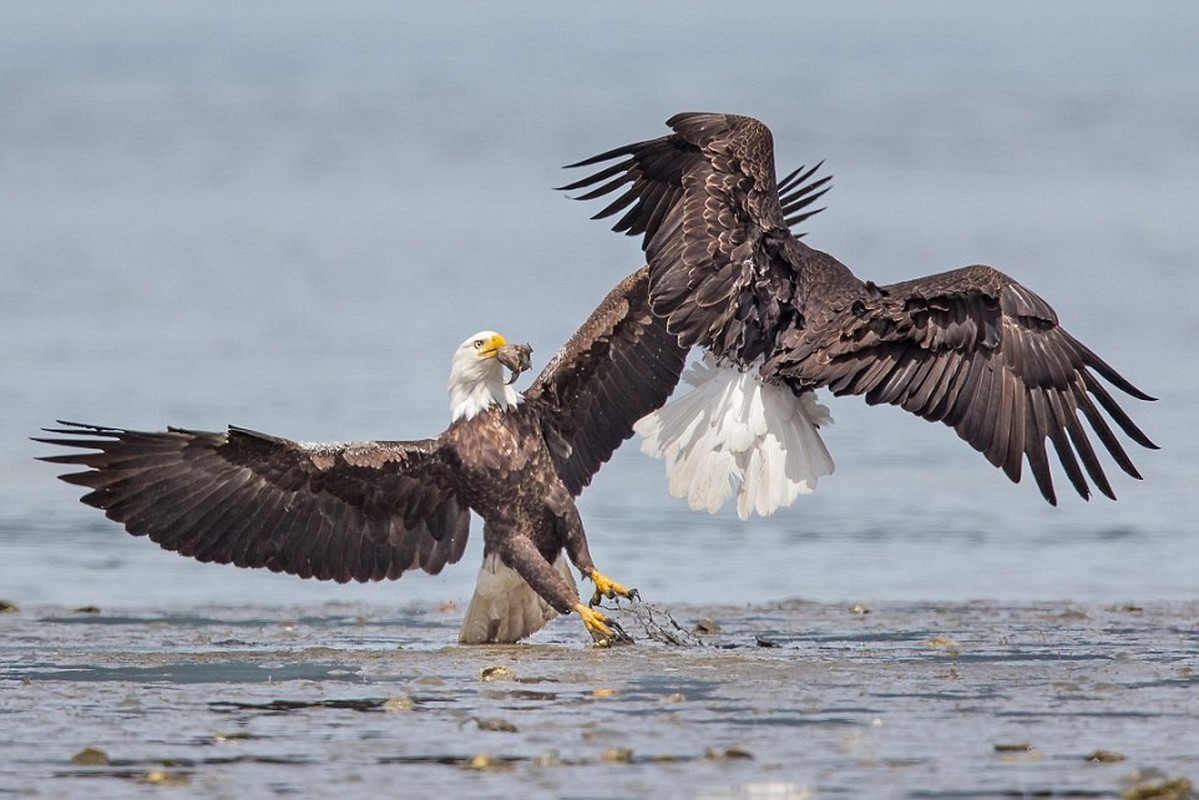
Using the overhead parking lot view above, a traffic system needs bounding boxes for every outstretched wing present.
[36,422,471,581]
[560,113,829,360]
[786,266,1158,504]
[522,267,688,496]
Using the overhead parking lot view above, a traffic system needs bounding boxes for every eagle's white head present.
[448,330,522,421]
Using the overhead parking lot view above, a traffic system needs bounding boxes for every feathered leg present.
[556,505,635,644]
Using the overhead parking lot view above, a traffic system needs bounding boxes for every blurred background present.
[3,0,1195,610]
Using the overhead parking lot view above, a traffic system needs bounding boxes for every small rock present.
[599,747,633,764]
[478,665,515,682]
[382,694,415,713]
[926,636,961,656]
[71,747,109,766]
[1122,774,1193,800]
[1086,749,1126,764]
[704,746,755,761]
[143,770,190,786]
[464,754,511,772]
[476,717,517,733]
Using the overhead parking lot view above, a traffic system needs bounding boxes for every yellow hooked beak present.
[475,333,506,358]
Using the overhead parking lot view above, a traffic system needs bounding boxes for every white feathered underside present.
[459,552,576,644]
[634,354,835,520]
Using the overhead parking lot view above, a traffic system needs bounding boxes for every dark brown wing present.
[36,422,471,581]
[560,112,831,361]
[522,267,688,496]
[784,266,1158,504]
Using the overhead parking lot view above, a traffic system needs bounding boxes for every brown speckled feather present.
[36,423,469,581]
[524,267,688,496]
[563,112,1156,504]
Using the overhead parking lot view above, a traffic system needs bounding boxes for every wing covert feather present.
[523,268,688,496]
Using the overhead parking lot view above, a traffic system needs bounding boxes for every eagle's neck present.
[448,359,521,422]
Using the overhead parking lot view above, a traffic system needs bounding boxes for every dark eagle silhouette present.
[38,269,687,644]
[561,112,1156,517]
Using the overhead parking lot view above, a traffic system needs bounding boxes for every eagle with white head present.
[38,269,686,645]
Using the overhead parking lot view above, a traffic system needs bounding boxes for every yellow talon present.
[575,603,632,646]
[588,569,639,607]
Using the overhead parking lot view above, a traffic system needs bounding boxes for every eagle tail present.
[459,552,576,644]
[634,355,835,519]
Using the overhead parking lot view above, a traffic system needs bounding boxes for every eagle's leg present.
[500,534,629,645]
[574,603,631,645]
[557,503,639,610]
[587,569,640,608]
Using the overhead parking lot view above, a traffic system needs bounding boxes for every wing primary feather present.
[1026,390,1059,505]
[1080,371,1159,451]
[1077,375,1145,479]
[1062,395,1116,500]
[1045,392,1090,500]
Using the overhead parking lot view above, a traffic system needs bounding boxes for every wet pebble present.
[926,636,961,656]
[71,747,109,766]
[465,754,512,772]
[479,665,515,682]
[475,717,518,732]
[704,747,755,761]
[1122,773,1194,800]
[143,769,190,787]
[599,747,633,764]
[382,694,415,712]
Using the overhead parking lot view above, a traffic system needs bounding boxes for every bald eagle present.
[561,112,1156,517]
[37,269,686,644]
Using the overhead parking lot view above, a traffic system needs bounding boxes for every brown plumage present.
[561,112,1156,507]
[37,268,686,644]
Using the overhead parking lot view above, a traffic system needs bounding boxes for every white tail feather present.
[635,356,834,519]
[458,553,576,644]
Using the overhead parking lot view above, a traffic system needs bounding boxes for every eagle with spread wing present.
[561,112,1156,517]
[38,269,686,644]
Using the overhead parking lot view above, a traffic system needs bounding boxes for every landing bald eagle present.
[561,112,1156,517]
[37,269,686,644]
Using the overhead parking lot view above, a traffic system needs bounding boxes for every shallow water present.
[4,599,1198,798]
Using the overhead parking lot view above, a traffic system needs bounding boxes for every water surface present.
[3,2,1196,614]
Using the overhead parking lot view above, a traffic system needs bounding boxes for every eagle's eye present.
[473,339,484,349]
